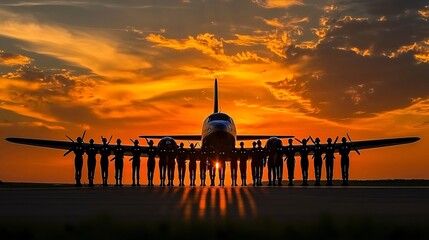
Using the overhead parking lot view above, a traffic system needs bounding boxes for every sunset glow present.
[0,0,428,184]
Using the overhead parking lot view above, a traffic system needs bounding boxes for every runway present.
[1,185,429,222]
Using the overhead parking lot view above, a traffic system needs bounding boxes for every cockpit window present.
[208,113,232,122]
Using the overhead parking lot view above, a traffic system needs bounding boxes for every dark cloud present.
[268,0,429,119]
[0,50,33,66]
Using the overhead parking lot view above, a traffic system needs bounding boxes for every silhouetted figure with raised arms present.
[238,142,248,186]
[256,140,266,186]
[284,139,296,186]
[68,137,85,187]
[167,147,177,187]
[207,145,216,186]
[218,150,227,186]
[112,139,125,186]
[250,141,258,186]
[324,137,338,186]
[99,137,111,186]
[199,145,209,186]
[230,146,239,186]
[188,143,198,186]
[310,136,324,186]
[146,140,156,186]
[177,142,188,186]
[130,139,142,186]
[339,136,360,186]
[86,139,98,187]
[296,137,310,186]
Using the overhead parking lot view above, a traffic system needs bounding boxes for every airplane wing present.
[139,135,202,140]
[5,137,148,157]
[237,135,293,140]
[292,137,420,156]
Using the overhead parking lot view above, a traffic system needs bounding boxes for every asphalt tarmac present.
[1,184,429,222]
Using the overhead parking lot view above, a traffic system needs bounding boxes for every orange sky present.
[0,0,428,184]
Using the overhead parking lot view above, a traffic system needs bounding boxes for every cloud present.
[253,0,303,8]
[0,10,151,80]
[0,50,33,66]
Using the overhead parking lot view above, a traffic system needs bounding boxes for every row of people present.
[71,137,357,187]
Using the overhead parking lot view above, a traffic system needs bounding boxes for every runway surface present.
[1,185,429,222]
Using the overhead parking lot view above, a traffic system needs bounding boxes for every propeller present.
[63,130,86,157]
[346,133,361,155]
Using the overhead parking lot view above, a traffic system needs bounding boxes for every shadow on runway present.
[167,187,258,220]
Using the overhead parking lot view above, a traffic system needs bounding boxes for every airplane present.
[5,79,420,160]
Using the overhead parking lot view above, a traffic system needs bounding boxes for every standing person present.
[188,143,198,187]
[146,140,157,186]
[266,144,277,186]
[230,146,239,186]
[113,139,125,186]
[208,145,216,186]
[218,150,227,186]
[167,147,177,187]
[256,140,266,186]
[199,145,209,186]
[284,139,296,186]
[297,138,310,186]
[86,139,98,187]
[275,144,284,186]
[99,137,111,186]
[310,136,324,186]
[158,148,167,187]
[177,142,188,186]
[324,137,338,186]
[70,137,85,187]
[130,139,142,186]
[339,137,360,186]
[250,141,258,186]
[238,142,248,186]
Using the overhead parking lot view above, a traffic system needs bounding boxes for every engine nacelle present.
[265,137,283,154]
[157,137,178,156]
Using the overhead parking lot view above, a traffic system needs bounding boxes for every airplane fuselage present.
[201,112,237,153]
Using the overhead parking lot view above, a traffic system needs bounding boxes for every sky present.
[0,0,428,184]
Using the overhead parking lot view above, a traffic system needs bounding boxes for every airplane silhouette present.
[5,79,420,159]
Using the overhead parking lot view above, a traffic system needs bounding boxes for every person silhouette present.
[339,137,359,186]
[130,139,142,186]
[199,145,209,186]
[238,142,248,186]
[177,142,188,186]
[158,148,168,187]
[297,138,310,186]
[256,140,266,186]
[99,137,111,186]
[207,145,216,186]
[310,136,324,186]
[113,139,125,186]
[230,146,239,186]
[218,150,227,186]
[146,140,156,186]
[167,146,177,187]
[266,143,277,186]
[188,143,198,186]
[275,143,284,186]
[71,137,85,187]
[86,139,98,187]
[284,139,296,186]
[324,137,338,186]
[250,141,258,186]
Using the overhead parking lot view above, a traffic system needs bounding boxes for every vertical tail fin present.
[214,79,219,113]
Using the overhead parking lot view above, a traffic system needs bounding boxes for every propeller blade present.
[346,133,361,155]
[65,135,75,143]
[63,149,73,157]
[81,130,86,142]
